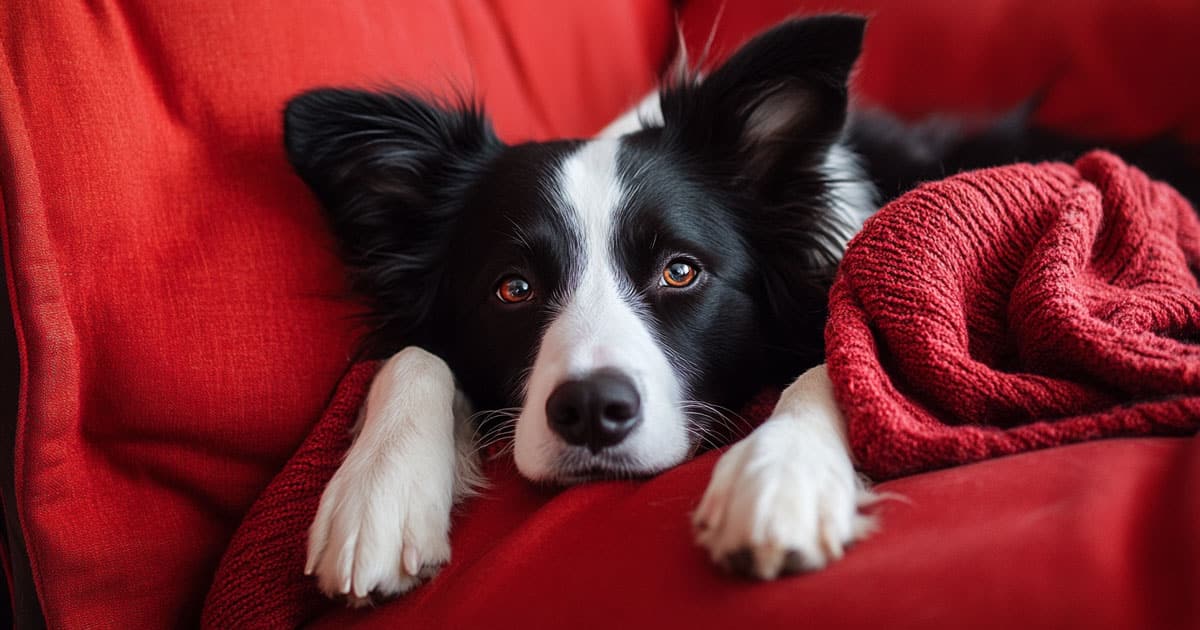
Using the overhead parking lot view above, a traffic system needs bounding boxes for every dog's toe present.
[694,418,874,581]
[723,544,820,580]
[306,443,454,606]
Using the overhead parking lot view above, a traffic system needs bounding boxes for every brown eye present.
[496,276,533,303]
[661,260,698,288]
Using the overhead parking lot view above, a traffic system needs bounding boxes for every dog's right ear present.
[284,88,502,352]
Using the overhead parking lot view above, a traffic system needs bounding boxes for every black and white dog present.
[283,16,1197,605]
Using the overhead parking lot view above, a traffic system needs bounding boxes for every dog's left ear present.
[660,15,865,188]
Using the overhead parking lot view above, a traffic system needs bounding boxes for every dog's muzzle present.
[545,368,642,453]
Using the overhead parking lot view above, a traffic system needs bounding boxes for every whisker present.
[680,399,756,445]
[683,400,755,433]
[467,406,522,425]
[465,407,522,456]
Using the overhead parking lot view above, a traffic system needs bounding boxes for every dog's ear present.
[659,15,865,189]
[284,88,502,353]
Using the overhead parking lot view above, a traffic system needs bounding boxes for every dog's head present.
[284,16,869,483]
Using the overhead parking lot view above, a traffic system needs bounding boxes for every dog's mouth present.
[553,467,655,485]
[549,450,666,485]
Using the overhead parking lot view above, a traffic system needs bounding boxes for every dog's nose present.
[545,369,642,453]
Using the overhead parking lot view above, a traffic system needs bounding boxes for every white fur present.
[597,91,663,138]
[512,139,691,482]
[306,347,480,607]
[693,364,875,578]
[821,143,879,231]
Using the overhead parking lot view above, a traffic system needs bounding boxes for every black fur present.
[849,103,1200,206]
[429,140,584,410]
[284,89,504,355]
[283,17,869,422]
[632,15,868,389]
[283,15,1198,434]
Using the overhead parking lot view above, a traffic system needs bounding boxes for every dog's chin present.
[523,446,689,487]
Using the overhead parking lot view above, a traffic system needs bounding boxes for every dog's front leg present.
[693,364,874,579]
[306,347,481,606]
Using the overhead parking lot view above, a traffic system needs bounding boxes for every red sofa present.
[2,1,1198,628]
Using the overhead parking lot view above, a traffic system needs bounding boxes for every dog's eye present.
[496,275,534,303]
[661,260,698,288]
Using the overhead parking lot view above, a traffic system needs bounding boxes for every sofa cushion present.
[203,359,1200,629]
[312,436,1200,629]
[4,0,1199,626]
[0,2,672,626]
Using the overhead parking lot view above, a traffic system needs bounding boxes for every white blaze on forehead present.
[512,138,690,482]
[558,139,627,296]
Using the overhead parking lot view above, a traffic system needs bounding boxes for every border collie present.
[283,15,1198,605]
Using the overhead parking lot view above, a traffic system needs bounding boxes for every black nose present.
[545,369,642,453]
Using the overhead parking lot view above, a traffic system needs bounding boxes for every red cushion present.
[202,360,1199,629]
[4,0,1199,627]
[311,436,1200,629]
[0,2,671,626]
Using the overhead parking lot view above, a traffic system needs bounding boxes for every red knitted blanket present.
[827,151,1200,479]
[201,151,1200,628]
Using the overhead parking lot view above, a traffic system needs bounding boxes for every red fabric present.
[5,0,1200,627]
[204,359,1200,629]
[0,2,672,627]
[827,152,1200,480]
[202,361,377,629]
[199,368,773,628]
[680,0,1200,142]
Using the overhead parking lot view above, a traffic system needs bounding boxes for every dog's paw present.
[693,417,874,580]
[305,447,454,607]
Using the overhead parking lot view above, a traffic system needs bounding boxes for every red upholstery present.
[0,2,671,627]
[2,0,1198,627]
[314,437,1200,629]
[205,360,1200,629]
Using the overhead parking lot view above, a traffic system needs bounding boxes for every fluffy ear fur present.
[659,16,868,368]
[284,88,503,356]
[659,15,864,188]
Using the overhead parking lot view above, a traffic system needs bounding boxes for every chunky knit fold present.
[827,151,1200,480]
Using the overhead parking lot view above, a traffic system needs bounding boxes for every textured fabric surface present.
[828,152,1200,480]
[204,359,1200,629]
[200,366,773,628]
[5,0,1200,627]
[0,2,672,627]
[202,361,378,629]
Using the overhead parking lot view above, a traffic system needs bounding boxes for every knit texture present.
[201,152,1199,627]
[201,361,377,629]
[828,150,1200,480]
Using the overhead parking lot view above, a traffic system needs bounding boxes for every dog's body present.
[284,16,1197,605]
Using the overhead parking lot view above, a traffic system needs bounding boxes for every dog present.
[283,15,1198,605]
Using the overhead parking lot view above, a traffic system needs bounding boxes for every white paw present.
[305,445,454,607]
[693,417,874,579]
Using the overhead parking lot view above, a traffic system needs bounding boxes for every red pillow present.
[0,1,671,626]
